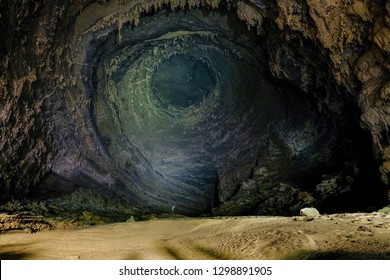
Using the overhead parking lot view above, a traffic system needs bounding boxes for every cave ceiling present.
[0,0,390,216]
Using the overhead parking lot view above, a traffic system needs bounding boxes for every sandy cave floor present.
[1,213,390,260]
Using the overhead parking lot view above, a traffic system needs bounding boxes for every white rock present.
[300,207,320,220]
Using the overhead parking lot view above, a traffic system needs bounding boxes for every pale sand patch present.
[1,213,390,260]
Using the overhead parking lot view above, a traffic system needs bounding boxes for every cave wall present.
[1,0,389,215]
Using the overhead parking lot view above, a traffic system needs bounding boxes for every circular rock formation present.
[0,0,389,216]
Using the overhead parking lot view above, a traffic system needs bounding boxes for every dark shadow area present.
[0,243,35,260]
[192,244,229,260]
[163,245,182,260]
[0,251,33,260]
[309,251,390,260]
[285,249,390,260]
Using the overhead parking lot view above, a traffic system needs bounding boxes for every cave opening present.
[1,0,388,221]
[152,55,216,108]
[80,4,385,217]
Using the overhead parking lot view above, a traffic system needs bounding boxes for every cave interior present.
[0,0,390,221]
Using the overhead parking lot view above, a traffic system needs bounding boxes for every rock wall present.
[0,0,389,216]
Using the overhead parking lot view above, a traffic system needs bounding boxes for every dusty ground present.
[1,213,390,260]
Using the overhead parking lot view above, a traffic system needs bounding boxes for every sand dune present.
[1,213,390,260]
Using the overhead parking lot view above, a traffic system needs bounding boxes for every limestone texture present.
[300,207,321,220]
[0,0,390,216]
[0,212,53,234]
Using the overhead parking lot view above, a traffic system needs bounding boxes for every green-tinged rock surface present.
[0,0,389,216]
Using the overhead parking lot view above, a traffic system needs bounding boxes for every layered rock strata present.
[0,0,389,216]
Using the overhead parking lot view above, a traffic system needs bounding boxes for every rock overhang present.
[0,0,389,216]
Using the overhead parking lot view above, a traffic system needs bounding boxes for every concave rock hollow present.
[1,0,389,216]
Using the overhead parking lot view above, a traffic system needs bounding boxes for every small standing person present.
[172,205,175,215]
